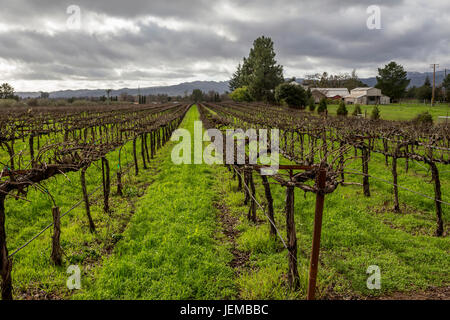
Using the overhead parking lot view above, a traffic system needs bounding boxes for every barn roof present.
[311,88,349,98]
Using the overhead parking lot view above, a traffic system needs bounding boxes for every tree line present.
[0,83,227,107]
[228,37,450,106]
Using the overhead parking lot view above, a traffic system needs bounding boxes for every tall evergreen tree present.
[229,64,242,91]
[229,36,284,103]
[442,74,450,101]
[191,89,204,102]
[375,61,410,101]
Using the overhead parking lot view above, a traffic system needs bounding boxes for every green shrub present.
[0,99,17,108]
[229,86,253,102]
[308,98,316,112]
[413,111,433,126]
[26,98,38,107]
[371,106,381,120]
[336,101,348,116]
[317,98,327,113]
[352,104,362,116]
[274,83,307,109]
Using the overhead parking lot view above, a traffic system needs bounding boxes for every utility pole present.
[430,64,439,106]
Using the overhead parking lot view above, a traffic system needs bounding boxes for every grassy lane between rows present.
[77,106,236,299]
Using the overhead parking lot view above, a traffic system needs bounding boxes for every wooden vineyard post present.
[141,134,147,170]
[261,175,276,237]
[383,139,389,167]
[429,161,444,237]
[157,129,161,150]
[144,133,150,163]
[117,147,124,197]
[29,135,35,166]
[362,146,371,197]
[150,131,155,159]
[339,142,345,182]
[285,185,299,289]
[392,145,400,213]
[133,137,139,176]
[237,168,242,191]
[102,157,111,213]
[405,146,409,173]
[51,207,63,266]
[307,167,327,300]
[425,148,444,237]
[243,171,249,205]
[117,171,123,197]
[81,167,96,233]
[247,171,257,223]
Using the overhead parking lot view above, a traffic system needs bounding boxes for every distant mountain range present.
[17,81,231,99]
[16,71,447,99]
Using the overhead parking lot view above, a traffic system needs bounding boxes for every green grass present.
[325,103,450,121]
[76,106,236,299]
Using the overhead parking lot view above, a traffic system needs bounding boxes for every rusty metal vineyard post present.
[307,166,327,300]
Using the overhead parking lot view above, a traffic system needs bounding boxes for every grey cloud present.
[0,0,448,91]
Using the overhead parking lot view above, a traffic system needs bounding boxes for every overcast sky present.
[0,0,449,92]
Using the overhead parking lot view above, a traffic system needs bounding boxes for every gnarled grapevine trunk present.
[101,157,111,213]
[261,175,276,237]
[285,185,299,289]
[81,167,96,233]
[133,137,139,176]
[141,134,147,170]
[392,154,400,213]
[117,171,123,197]
[237,168,242,191]
[362,146,370,197]
[429,162,444,237]
[247,172,257,223]
[0,194,13,300]
[51,207,63,266]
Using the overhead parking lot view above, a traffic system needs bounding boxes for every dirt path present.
[326,286,450,300]
[371,286,450,300]
[215,198,250,273]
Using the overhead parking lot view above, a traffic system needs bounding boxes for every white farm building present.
[344,87,390,105]
[310,88,350,103]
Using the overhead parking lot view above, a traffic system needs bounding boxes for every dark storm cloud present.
[0,0,448,91]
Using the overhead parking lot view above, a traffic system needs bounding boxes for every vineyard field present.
[0,103,449,300]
